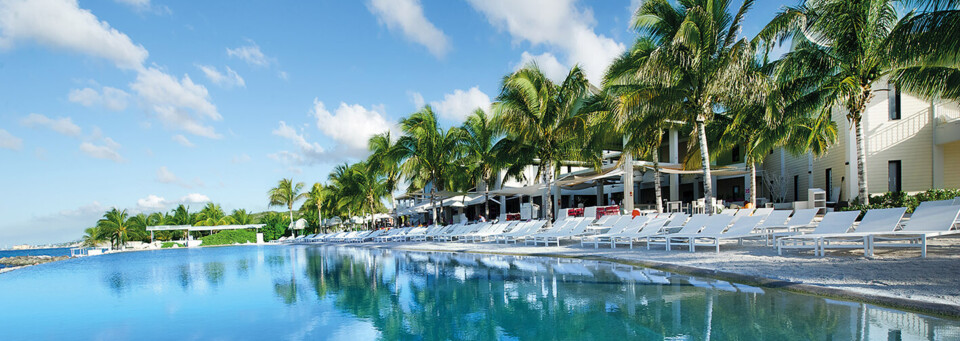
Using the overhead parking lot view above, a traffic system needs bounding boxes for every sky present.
[0,0,792,246]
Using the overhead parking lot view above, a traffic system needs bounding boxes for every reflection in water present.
[1,245,956,340]
[291,246,959,340]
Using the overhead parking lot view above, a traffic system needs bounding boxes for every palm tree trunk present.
[288,205,296,238]
[749,161,757,206]
[431,190,439,225]
[854,118,870,205]
[318,202,325,234]
[543,161,554,228]
[697,120,715,214]
[653,147,664,214]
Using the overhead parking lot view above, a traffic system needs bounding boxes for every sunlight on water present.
[0,245,957,340]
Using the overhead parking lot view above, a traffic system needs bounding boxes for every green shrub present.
[259,212,289,241]
[841,188,960,214]
[161,242,184,248]
[198,229,258,246]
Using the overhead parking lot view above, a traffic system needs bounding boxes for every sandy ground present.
[342,235,960,313]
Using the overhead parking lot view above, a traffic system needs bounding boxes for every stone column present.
[669,129,680,201]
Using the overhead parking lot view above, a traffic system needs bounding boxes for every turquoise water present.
[0,245,957,340]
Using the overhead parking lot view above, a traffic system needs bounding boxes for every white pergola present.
[146,224,266,242]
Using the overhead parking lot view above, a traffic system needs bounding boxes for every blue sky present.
[0,0,791,246]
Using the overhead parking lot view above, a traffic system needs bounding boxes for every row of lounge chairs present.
[285,197,959,257]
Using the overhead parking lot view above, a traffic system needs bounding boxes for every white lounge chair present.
[816,207,908,256]
[494,220,546,244]
[579,216,641,248]
[610,216,672,249]
[661,215,736,251]
[864,205,960,257]
[524,218,584,245]
[685,215,767,252]
[777,211,861,256]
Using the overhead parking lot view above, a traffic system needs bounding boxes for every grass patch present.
[199,229,257,246]
[161,242,184,248]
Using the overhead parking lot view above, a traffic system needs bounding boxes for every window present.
[825,168,833,200]
[794,175,800,201]
[732,145,740,163]
[888,161,902,192]
[889,83,901,120]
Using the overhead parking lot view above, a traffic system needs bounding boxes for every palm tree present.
[82,226,106,247]
[301,183,327,233]
[460,109,506,219]
[758,0,960,204]
[367,132,402,225]
[395,106,464,225]
[630,0,757,213]
[97,208,131,250]
[269,178,307,237]
[231,208,253,225]
[495,64,596,227]
[602,36,671,212]
[329,163,363,228]
[194,203,232,226]
[353,161,390,229]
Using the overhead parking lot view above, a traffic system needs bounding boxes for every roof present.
[147,224,266,231]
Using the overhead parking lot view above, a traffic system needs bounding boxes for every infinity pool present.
[0,245,957,340]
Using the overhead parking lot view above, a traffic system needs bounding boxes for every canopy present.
[635,161,749,176]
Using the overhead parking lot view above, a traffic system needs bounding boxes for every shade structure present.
[147,224,266,232]
[635,161,749,176]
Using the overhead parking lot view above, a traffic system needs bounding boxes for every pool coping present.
[352,243,960,319]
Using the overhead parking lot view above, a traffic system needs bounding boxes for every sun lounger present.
[523,218,583,245]
[864,205,960,257]
[777,211,860,256]
[464,222,516,242]
[815,207,908,256]
[609,216,671,249]
[495,220,546,244]
[580,216,648,248]
[644,214,714,250]
[684,215,767,253]
[751,207,774,217]
[661,215,736,251]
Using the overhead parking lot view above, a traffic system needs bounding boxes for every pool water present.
[0,245,957,340]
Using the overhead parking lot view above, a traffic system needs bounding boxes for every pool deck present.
[337,236,960,318]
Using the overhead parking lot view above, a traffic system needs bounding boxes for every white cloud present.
[312,100,392,151]
[0,128,23,150]
[157,166,178,184]
[232,153,251,164]
[20,113,82,137]
[466,0,625,85]
[197,64,245,88]
[409,91,425,109]
[226,41,270,66]
[0,0,149,69]
[171,134,194,147]
[79,138,123,162]
[367,0,450,58]
[180,193,210,204]
[271,121,326,165]
[277,71,289,80]
[430,86,491,121]
[131,67,222,138]
[515,51,568,83]
[68,86,129,111]
[137,194,166,210]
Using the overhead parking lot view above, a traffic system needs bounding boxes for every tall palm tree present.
[97,208,131,250]
[602,37,671,213]
[301,183,328,233]
[395,106,464,225]
[353,161,390,229]
[367,132,402,225]
[495,64,596,227]
[82,226,106,247]
[758,0,960,204]
[460,109,505,219]
[330,163,363,228]
[630,0,757,213]
[269,178,307,237]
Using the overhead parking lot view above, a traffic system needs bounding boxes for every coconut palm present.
[231,209,253,225]
[353,161,390,229]
[301,183,328,233]
[460,109,506,219]
[629,0,757,213]
[97,208,131,250]
[82,226,106,247]
[495,64,597,227]
[268,178,307,237]
[757,0,960,204]
[367,132,402,225]
[194,203,233,226]
[602,36,672,212]
[395,106,464,225]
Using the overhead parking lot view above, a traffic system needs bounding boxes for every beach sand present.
[343,235,960,317]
